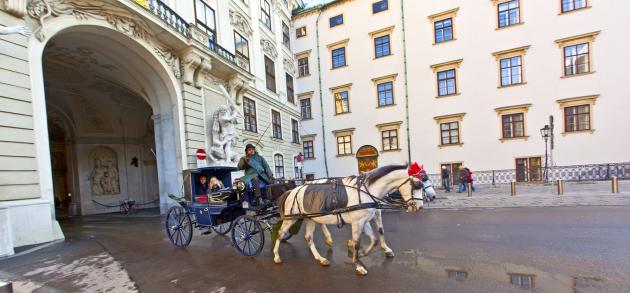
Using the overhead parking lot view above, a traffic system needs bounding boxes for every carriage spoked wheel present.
[231,215,265,256]
[165,206,193,248]
[211,221,233,235]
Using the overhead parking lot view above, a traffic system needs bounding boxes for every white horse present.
[319,172,436,258]
[274,164,425,275]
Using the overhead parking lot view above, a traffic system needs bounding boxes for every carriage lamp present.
[540,125,550,182]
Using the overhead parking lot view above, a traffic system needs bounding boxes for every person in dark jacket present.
[237,144,274,198]
[441,166,451,193]
[458,167,475,193]
[195,175,209,196]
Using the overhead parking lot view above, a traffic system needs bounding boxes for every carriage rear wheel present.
[231,215,265,257]
[165,206,193,248]
[211,221,233,235]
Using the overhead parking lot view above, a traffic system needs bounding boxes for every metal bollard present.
[0,280,12,293]
[612,176,619,193]
[557,179,564,195]
[511,180,516,196]
[467,183,472,197]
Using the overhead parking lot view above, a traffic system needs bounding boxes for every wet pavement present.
[2,206,630,292]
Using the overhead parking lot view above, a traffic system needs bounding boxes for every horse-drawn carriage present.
[165,166,295,256]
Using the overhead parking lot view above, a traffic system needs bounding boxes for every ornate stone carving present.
[89,147,120,196]
[260,38,277,59]
[209,85,240,165]
[180,49,212,88]
[229,9,252,36]
[2,0,27,17]
[27,0,182,79]
[283,57,296,76]
[228,75,252,105]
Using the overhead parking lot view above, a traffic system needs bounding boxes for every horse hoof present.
[346,240,353,248]
[355,266,368,276]
[274,257,283,264]
[385,250,395,258]
[325,239,334,247]
[319,259,330,266]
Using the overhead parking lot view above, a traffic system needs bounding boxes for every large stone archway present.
[29,19,186,219]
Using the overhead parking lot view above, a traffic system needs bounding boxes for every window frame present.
[495,104,531,141]
[329,14,344,28]
[501,113,525,139]
[434,18,453,44]
[296,26,307,38]
[555,31,599,78]
[282,22,290,48]
[563,43,590,76]
[264,56,276,92]
[556,95,597,135]
[291,119,300,144]
[274,154,285,179]
[377,81,394,107]
[440,121,460,146]
[372,0,388,14]
[234,31,250,61]
[381,129,399,151]
[271,109,282,139]
[497,0,521,29]
[500,56,522,86]
[374,35,391,58]
[561,0,588,13]
[194,0,217,42]
[492,45,530,88]
[430,59,462,98]
[303,140,314,159]
[427,8,459,45]
[331,47,346,69]
[300,97,312,120]
[242,97,258,133]
[286,73,294,104]
[564,104,591,132]
[437,69,457,97]
[298,56,310,77]
[434,113,465,147]
[336,135,353,156]
[261,0,272,30]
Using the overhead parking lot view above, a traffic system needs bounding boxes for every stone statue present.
[0,25,31,36]
[89,147,120,195]
[209,85,241,165]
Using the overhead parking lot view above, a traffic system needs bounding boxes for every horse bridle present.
[394,176,426,209]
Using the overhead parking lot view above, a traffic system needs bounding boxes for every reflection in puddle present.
[362,249,585,292]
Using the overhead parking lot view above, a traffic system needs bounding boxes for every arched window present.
[274,154,284,179]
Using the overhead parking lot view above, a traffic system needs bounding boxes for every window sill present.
[498,82,527,89]
[334,111,352,116]
[301,118,314,121]
[297,74,311,79]
[499,136,529,142]
[561,71,595,79]
[433,38,457,46]
[436,93,460,99]
[373,53,393,60]
[496,22,524,31]
[381,148,402,153]
[377,103,397,109]
[271,137,283,142]
[562,129,595,136]
[291,141,301,145]
[304,157,316,161]
[438,143,464,148]
[331,65,348,70]
[558,6,591,15]
[336,153,354,157]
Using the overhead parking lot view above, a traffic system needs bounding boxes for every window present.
[303,140,314,159]
[195,0,217,42]
[286,73,294,103]
[565,105,590,132]
[374,35,391,58]
[291,119,299,143]
[381,129,398,151]
[447,270,468,281]
[516,158,542,182]
[437,69,456,96]
[502,113,525,138]
[296,26,307,38]
[300,98,312,120]
[337,135,352,155]
[377,81,394,106]
[434,18,453,43]
[282,22,290,48]
[243,97,257,132]
[298,57,309,77]
[274,154,284,178]
[498,0,520,28]
[372,0,388,13]
[332,47,346,68]
[234,31,249,62]
[334,91,350,114]
[261,0,271,30]
[265,56,276,92]
[329,15,343,27]
[440,122,460,145]
[562,0,587,13]
[509,274,534,290]
[564,43,589,76]
[500,56,522,86]
[272,110,282,139]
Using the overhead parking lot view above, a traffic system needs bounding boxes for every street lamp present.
[540,125,550,182]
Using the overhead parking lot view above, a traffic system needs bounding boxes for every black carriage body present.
[183,166,245,227]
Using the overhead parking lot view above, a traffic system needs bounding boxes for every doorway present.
[441,162,463,187]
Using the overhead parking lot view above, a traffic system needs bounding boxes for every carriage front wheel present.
[231,215,265,257]
[211,221,233,235]
[165,206,193,248]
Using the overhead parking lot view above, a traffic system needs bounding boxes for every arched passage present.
[30,22,186,218]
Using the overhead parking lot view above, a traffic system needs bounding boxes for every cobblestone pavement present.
[426,181,630,210]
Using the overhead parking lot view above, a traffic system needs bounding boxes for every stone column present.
[0,208,14,256]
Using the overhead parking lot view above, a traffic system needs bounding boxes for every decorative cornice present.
[494,103,532,114]
[434,113,466,122]
[329,83,352,92]
[332,127,355,134]
[427,7,459,21]
[283,57,297,76]
[260,38,278,59]
[430,59,463,72]
[375,121,403,128]
[368,25,395,37]
[326,38,350,49]
[492,45,531,59]
[556,95,599,107]
[555,31,601,46]
[229,9,253,36]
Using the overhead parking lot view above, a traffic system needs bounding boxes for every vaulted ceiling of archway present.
[43,32,155,139]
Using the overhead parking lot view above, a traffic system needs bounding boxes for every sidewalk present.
[426,181,630,210]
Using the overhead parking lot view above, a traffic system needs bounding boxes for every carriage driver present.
[237,144,274,199]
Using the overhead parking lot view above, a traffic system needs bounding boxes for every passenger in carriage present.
[209,176,224,193]
[237,144,274,199]
[195,175,209,196]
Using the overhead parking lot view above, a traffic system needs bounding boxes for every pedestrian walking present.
[458,168,468,193]
[441,166,451,193]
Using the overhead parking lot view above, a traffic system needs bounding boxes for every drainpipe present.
[315,5,330,177]
[400,0,412,163]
